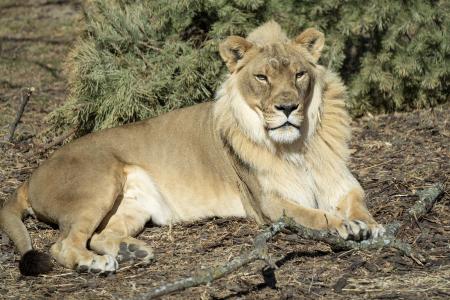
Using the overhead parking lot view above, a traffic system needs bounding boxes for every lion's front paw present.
[369,223,385,239]
[335,220,370,241]
[334,220,385,241]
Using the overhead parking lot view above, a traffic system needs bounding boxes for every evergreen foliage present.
[50,0,449,134]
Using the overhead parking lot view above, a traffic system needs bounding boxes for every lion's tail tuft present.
[0,182,53,276]
[19,250,53,276]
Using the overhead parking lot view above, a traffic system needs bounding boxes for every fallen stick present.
[24,128,76,159]
[3,87,34,142]
[282,217,424,264]
[408,183,444,221]
[131,220,287,300]
[130,221,416,299]
[128,184,444,299]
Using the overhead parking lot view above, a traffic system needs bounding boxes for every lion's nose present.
[274,103,299,117]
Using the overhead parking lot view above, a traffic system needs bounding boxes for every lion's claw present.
[335,220,384,241]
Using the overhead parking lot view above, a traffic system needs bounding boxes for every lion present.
[0,21,384,276]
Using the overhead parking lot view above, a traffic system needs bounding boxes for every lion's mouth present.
[268,122,300,130]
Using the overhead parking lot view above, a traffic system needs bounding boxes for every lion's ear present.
[219,36,253,73]
[294,28,325,62]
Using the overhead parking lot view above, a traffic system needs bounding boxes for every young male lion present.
[0,21,384,276]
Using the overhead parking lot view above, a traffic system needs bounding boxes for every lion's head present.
[218,21,325,145]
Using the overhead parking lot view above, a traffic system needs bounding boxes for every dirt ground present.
[0,1,449,299]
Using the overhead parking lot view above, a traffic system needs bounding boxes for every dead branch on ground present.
[132,184,443,299]
[131,220,287,300]
[24,128,77,159]
[3,87,34,143]
[408,183,444,221]
[283,218,424,264]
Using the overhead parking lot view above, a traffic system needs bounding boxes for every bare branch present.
[24,128,77,159]
[3,87,34,143]
[408,183,444,221]
[131,220,287,300]
[119,185,445,298]
[282,217,424,264]
[131,218,418,299]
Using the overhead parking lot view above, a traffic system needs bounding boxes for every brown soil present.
[1,1,449,299]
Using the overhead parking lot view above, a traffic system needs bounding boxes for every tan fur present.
[0,22,384,274]
[247,20,289,45]
[0,183,32,254]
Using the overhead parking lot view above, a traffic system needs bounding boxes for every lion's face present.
[236,44,315,143]
[219,27,324,144]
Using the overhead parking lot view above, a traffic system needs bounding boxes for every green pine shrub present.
[49,0,449,135]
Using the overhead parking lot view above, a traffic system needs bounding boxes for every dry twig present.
[408,183,444,221]
[3,87,34,143]
[131,184,444,298]
[131,220,287,300]
[131,218,416,299]
[24,128,77,159]
[282,217,424,264]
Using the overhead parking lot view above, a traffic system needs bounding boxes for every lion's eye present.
[296,71,306,80]
[255,74,268,82]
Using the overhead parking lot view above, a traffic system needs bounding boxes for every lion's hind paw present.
[76,254,118,276]
[117,240,154,264]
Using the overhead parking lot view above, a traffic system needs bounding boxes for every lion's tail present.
[0,182,52,276]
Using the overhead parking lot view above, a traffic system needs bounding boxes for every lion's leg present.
[50,218,118,275]
[335,188,385,238]
[261,193,370,240]
[309,163,384,240]
[89,166,168,264]
[44,173,124,275]
[89,200,154,264]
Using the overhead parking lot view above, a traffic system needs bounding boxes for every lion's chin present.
[267,126,301,144]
